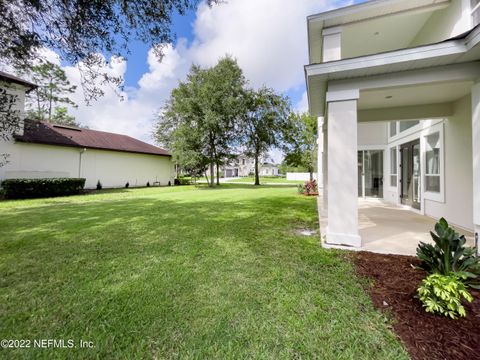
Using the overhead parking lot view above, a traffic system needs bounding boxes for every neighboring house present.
[0,72,174,189]
[305,0,480,248]
[258,161,279,176]
[221,154,279,177]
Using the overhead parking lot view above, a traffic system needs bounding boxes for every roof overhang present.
[305,25,480,117]
[0,71,37,92]
[307,0,451,64]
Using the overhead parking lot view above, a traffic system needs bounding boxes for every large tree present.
[282,112,318,181]
[50,107,81,127]
[0,0,219,102]
[0,86,22,167]
[23,61,77,122]
[155,57,246,186]
[240,87,290,185]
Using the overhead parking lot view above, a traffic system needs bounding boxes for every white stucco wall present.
[424,95,473,230]
[286,172,318,181]
[0,141,174,189]
[358,122,388,146]
[410,0,472,47]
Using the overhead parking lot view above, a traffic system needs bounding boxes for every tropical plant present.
[304,180,318,195]
[416,218,480,288]
[297,180,318,196]
[417,273,473,319]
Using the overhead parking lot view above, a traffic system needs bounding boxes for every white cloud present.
[47,0,350,145]
[295,91,309,113]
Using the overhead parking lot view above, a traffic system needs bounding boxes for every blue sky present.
[122,9,198,89]
[52,0,364,162]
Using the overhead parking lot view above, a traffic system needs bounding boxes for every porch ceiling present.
[358,80,473,110]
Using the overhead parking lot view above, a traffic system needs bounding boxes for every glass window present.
[389,121,397,137]
[399,120,419,132]
[390,147,397,187]
[425,132,441,193]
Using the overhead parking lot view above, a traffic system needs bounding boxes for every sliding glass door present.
[358,150,384,198]
[400,139,421,210]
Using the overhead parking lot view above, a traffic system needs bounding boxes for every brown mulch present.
[351,251,480,360]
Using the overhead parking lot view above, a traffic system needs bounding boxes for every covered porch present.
[315,61,480,254]
[318,196,475,256]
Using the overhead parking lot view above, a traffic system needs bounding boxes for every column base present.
[326,230,361,248]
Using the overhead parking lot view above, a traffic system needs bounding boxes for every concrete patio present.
[318,197,475,256]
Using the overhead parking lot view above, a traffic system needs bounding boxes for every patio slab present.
[318,196,475,256]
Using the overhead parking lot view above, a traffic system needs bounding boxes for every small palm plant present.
[416,218,480,288]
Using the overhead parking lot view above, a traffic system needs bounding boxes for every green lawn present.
[225,176,304,184]
[0,185,407,359]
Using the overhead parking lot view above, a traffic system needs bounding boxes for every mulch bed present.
[352,251,480,360]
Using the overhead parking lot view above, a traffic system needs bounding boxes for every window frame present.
[422,124,445,203]
[388,146,398,190]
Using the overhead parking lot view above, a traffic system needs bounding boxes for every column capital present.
[322,26,342,36]
[326,89,359,103]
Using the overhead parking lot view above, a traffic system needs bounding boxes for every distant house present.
[221,154,279,177]
[0,71,174,189]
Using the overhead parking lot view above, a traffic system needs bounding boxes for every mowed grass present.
[0,185,408,359]
[225,176,304,184]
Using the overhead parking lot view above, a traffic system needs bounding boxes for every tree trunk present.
[204,171,210,186]
[309,170,314,182]
[209,160,215,187]
[48,82,53,121]
[216,160,220,186]
[254,154,260,186]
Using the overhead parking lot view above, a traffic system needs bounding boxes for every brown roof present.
[0,71,37,90]
[15,120,171,157]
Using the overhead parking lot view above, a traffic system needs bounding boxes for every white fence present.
[286,172,318,181]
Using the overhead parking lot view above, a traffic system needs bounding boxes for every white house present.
[0,71,174,189]
[305,0,480,250]
[221,154,279,177]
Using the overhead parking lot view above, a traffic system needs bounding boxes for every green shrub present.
[416,218,480,288]
[417,273,473,319]
[297,180,317,196]
[1,178,86,199]
[96,180,102,190]
[297,183,305,194]
[175,177,191,185]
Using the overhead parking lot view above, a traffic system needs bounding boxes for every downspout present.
[78,148,86,177]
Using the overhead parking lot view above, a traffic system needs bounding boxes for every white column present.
[321,119,328,216]
[326,95,361,247]
[472,81,480,255]
[322,27,342,62]
[317,116,324,188]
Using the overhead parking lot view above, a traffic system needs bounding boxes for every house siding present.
[0,141,174,189]
[424,95,473,230]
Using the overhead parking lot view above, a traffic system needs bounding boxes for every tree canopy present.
[155,57,246,186]
[240,87,290,185]
[0,0,218,101]
[282,112,318,180]
[23,61,77,123]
